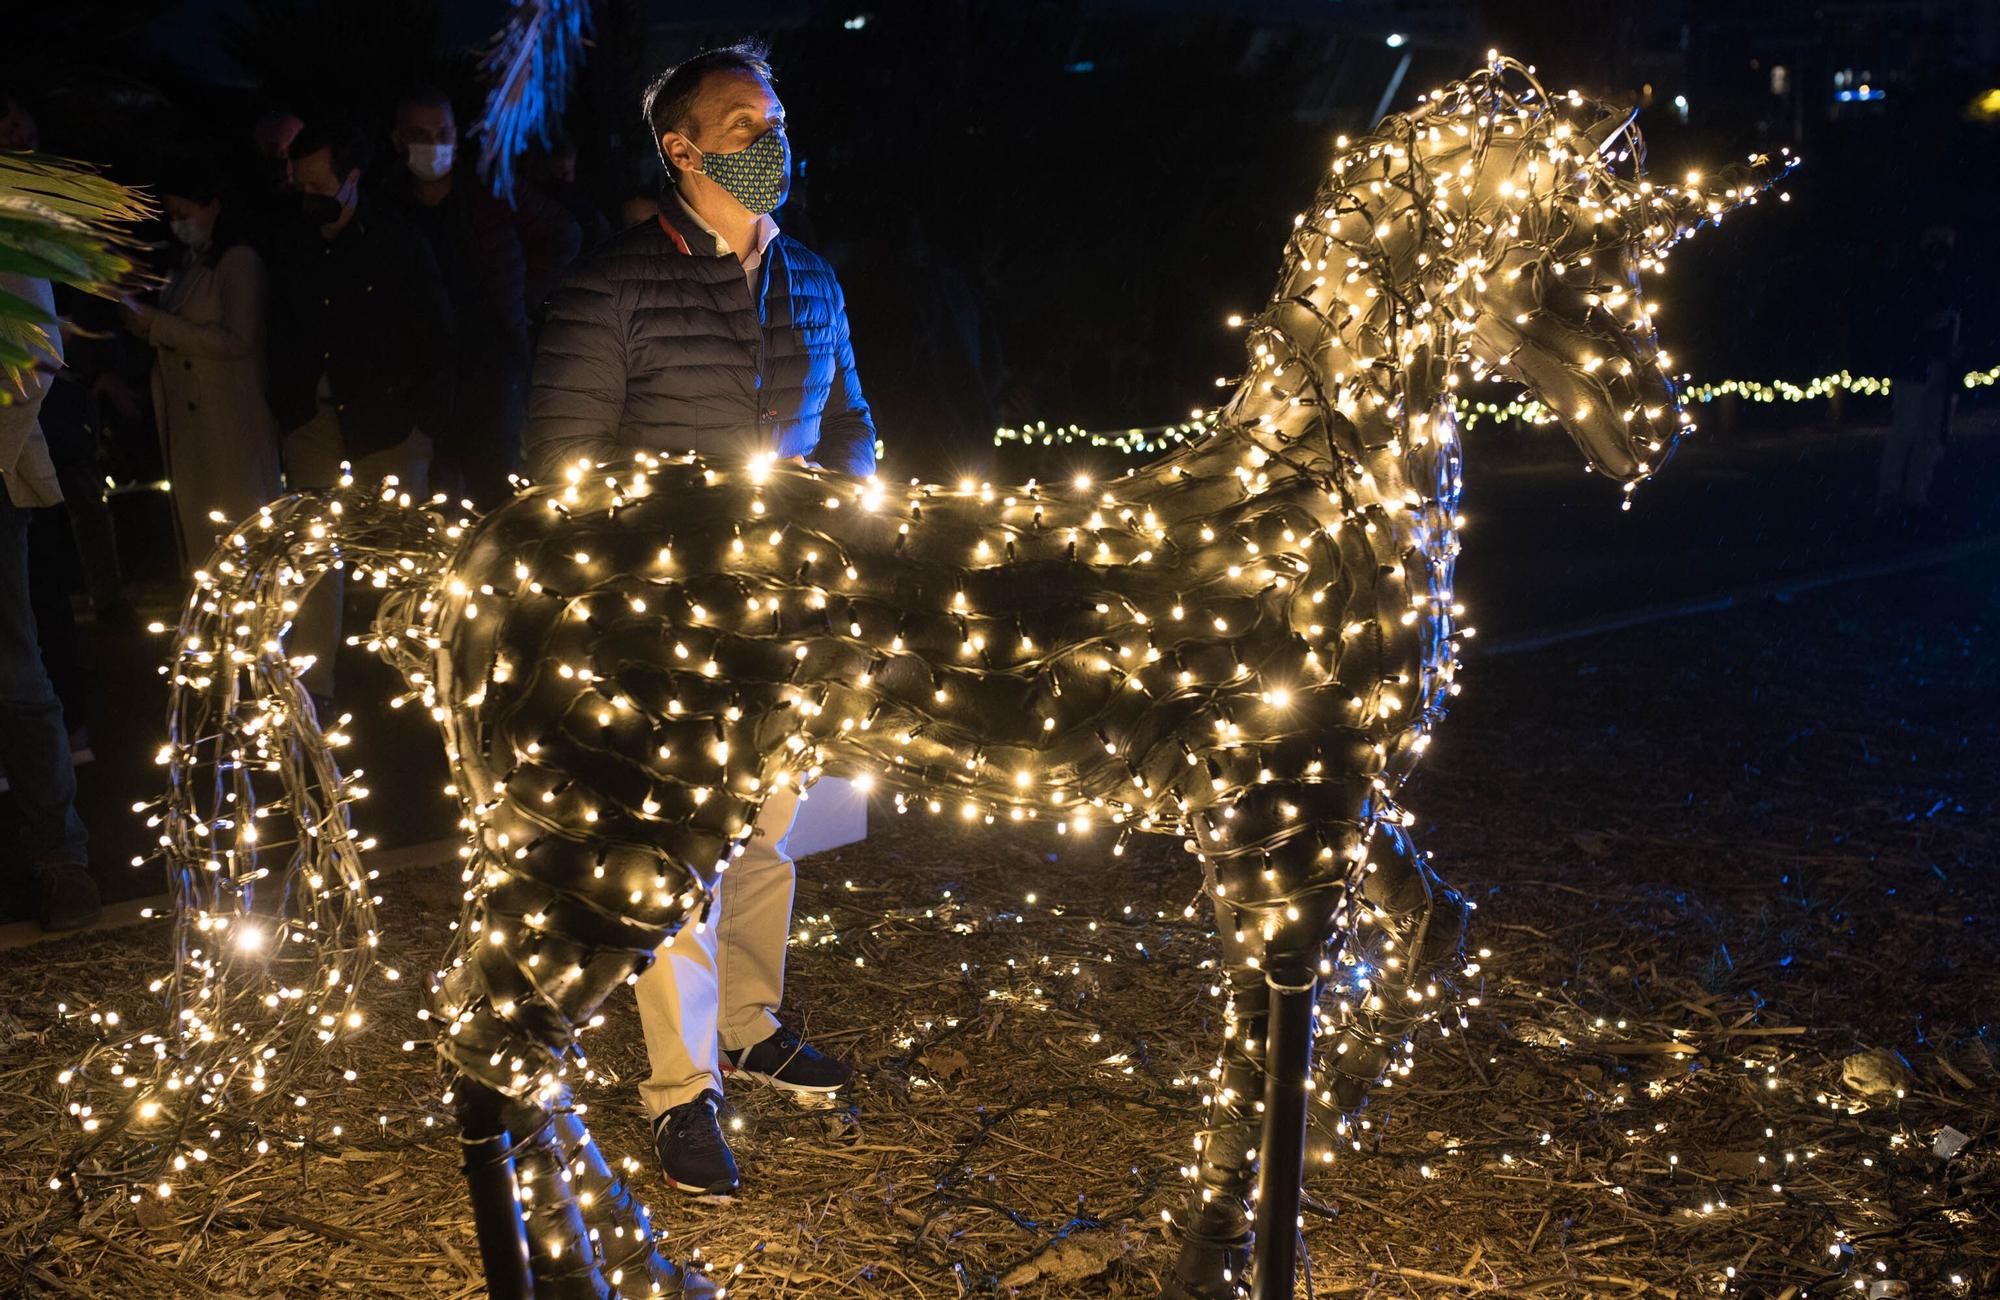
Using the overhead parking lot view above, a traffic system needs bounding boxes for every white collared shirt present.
[673,192,779,290]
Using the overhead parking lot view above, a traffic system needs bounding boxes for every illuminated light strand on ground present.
[994,363,2000,456]
[42,854,1949,1293]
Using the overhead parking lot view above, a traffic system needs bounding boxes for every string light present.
[56,52,1796,1299]
[996,363,1989,454]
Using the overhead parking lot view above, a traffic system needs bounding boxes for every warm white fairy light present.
[997,359,1991,456]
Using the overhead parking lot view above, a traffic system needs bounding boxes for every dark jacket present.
[525,198,876,480]
[378,169,583,369]
[267,201,453,456]
[1886,255,1962,381]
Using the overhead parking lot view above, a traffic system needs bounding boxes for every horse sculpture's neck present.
[1145,154,1466,788]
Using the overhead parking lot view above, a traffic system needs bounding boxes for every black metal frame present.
[458,1081,534,1300]
[1248,963,1316,1299]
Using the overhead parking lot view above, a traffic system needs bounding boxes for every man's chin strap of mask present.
[693,127,790,216]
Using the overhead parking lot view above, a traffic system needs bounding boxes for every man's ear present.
[661,131,701,176]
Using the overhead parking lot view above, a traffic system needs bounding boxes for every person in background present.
[527,132,612,251]
[380,86,579,505]
[242,109,305,247]
[0,89,131,634]
[0,90,37,151]
[37,293,136,632]
[617,188,663,230]
[4,88,129,781]
[0,271,102,932]
[120,161,283,563]
[268,119,451,707]
[24,338,105,762]
[1878,224,1962,523]
[251,110,304,178]
[528,40,871,1199]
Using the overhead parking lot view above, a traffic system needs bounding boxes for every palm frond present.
[0,153,153,227]
[473,0,593,200]
[0,151,154,393]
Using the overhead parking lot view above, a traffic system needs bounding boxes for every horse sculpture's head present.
[1355,57,1795,492]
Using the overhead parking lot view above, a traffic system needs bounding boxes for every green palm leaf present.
[0,151,153,398]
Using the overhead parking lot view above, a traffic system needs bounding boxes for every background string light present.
[58,52,1793,1300]
[995,363,1986,456]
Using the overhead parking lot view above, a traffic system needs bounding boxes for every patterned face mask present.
[695,126,790,215]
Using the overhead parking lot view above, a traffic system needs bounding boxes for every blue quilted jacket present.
[525,199,876,480]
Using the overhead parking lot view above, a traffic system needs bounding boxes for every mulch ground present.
[1,551,1994,1298]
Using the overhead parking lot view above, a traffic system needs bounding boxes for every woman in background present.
[122,163,282,562]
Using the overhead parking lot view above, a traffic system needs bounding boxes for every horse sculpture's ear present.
[1577,103,1639,159]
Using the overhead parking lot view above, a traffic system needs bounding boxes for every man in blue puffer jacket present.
[526,42,875,482]
[525,39,870,1199]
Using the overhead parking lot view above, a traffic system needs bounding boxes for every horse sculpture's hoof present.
[1159,1224,1250,1299]
[1159,1251,1248,1299]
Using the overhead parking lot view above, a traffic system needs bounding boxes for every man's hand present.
[92,372,142,421]
[117,293,155,339]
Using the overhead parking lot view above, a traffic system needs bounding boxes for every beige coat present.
[147,243,282,561]
[0,273,65,508]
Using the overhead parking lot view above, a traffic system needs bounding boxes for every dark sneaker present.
[653,1089,739,1195]
[721,1025,851,1094]
[36,864,102,932]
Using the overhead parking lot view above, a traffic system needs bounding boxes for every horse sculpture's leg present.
[1322,820,1469,1114]
[1248,949,1319,1300]
[502,1090,607,1298]
[433,822,736,1298]
[459,1082,534,1300]
[1164,911,1269,1299]
[1164,773,1469,1298]
[492,1083,702,1298]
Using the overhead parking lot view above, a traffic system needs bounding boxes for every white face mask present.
[406,142,455,181]
[169,216,213,249]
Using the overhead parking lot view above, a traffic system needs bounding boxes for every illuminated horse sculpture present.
[76,56,1789,1300]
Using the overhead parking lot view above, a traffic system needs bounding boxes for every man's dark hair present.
[288,119,372,178]
[641,40,773,182]
[395,84,454,119]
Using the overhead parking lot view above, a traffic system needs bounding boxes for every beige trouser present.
[282,405,432,699]
[635,786,801,1119]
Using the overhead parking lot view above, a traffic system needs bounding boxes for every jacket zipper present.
[753,248,773,435]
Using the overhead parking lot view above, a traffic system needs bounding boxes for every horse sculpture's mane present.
[58,55,1791,1299]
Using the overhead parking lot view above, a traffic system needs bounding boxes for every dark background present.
[8,0,1999,453]
[4,0,1997,905]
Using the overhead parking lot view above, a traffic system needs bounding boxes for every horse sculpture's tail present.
[61,478,461,1186]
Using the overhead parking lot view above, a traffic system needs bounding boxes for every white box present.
[784,776,869,859]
